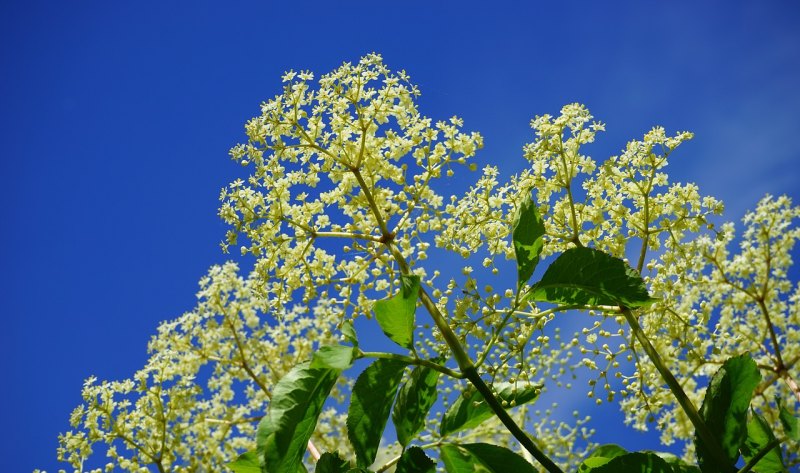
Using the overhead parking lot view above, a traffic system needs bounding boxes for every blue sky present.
[2,1,800,471]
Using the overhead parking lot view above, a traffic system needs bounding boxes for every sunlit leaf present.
[227,449,260,473]
[311,345,356,370]
[440,382,540,436]
[257,363,339,473]
[373,275,420,349]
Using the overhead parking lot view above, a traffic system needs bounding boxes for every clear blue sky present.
[2,2,799,471]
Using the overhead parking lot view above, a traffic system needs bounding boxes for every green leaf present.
[695,353,761,473]
[316,452,351,473]
[396,446,435,473]
[578,444,627,471]
[741,412,786,473]
[393,363,440,446]
[512,195,546,287]
[373,275,420,349]
[311,345,356,370]
[440,382,541,436]
[439,443,537,473]
[228,450,260,473]
[645,451,701,472]
[578,451,673,472]
[347,358,408,467]
[340,320,358,347]
[257,363,340,473]
[778,398,799,441]
[528,247,657,307]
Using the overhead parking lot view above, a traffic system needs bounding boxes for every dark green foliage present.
[528,247,657,307]
[347,358,408,467]
[392,364,440,446]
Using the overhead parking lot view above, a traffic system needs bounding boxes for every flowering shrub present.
[49,54,798,473]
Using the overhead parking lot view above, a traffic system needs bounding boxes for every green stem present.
[385,241,562,472]
[736,437,781,473]
[350,166,563,472]
[620,307,730,470]
[358,351,465,379]
[463,367,564,473]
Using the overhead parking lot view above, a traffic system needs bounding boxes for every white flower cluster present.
[50,56,800,472]
[55,263,346,472]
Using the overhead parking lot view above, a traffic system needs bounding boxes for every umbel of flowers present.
[49,54,798,473]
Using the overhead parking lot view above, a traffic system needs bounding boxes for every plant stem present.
[386,243,563,472]
[463,366,564,473]
[358,351,465,379]
[350,163,563,472]
[736,437,781,473]
[620,306,731,470]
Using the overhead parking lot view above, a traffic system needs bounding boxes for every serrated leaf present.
[778,398,799,441]
[741,412,786,473]
[316,451,351,473]
[257,363,340,473]
[228,450,260,473]
[440,382,541,436]
[340,320,358,347]
[528,247,657,307]
[513,195,546,287]
[393,364,440,446]
[695,353,761,473]
[578,451,673,472]
[396,446,435,473]
[311,345,356,370]
[373,275,420,349]
[439,443,537,473]
[347,358,408,467]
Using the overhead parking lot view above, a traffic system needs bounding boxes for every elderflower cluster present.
[219,53,482,319]
[56,263,349,472]
[624,194,800,450]
[51,55,799,473]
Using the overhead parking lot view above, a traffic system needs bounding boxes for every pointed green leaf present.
[316,452,351,473]
[257,363,340,473]
[440,382,541,436]
[340,320,358,347]
[528,247,657,307]
[439,443,537,473]
[396,446,435,473]
[778,398,799,441]
[393,363,440,446]
[578,451,673,472]
[347,358,408,467]
[513,195,546,287]
[228,450,260,473]
[578,444,627,471]
[740,412,786,473]
[311,345,356,370]
[695,353,761,473]
[373,275,420,349]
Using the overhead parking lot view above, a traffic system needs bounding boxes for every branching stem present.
[358,351,465,379]
[620,306,731,470]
